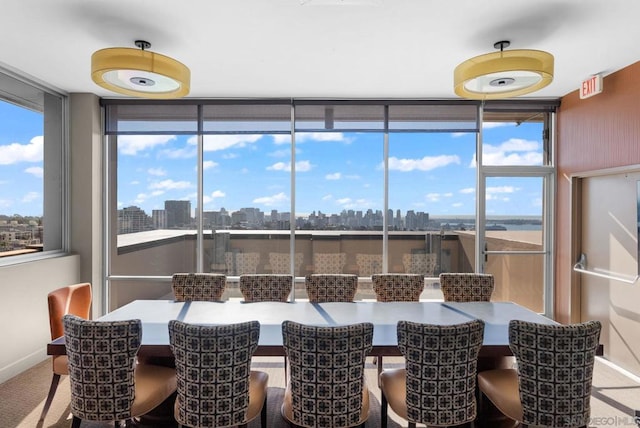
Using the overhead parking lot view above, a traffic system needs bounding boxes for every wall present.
[556,60,640,323]
[557,61,640,375]
[0,254,80,383]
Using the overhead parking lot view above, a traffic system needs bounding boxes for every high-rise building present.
[152,210,167,229]
[165,200,191,228]
[118,206,150,234]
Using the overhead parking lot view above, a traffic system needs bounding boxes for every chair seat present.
[379,368,408,420]
[281,381,370,427]
[477,368,523,423]
[132,363,178,417]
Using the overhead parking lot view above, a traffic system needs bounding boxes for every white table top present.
[47,300,557,358]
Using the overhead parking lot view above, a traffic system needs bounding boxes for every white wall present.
[0,254,80,383]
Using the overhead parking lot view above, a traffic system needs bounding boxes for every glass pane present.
[0,99,45,257]
[202,133,292,284]
[485,176,543,238]
[388,132,476,277]
[486,253,544,312]
[481,112,545,166]
[112,134,197,275]
[295,131,384,284]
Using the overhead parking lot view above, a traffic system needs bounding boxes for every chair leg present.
[39,373,61,423]
[408,422,416,428]
[261,395,268,428]
[71,416,82,428]
[380,391,388,428]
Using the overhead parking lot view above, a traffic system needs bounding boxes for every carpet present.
[49,387,402,428]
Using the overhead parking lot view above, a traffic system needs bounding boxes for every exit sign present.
[580,75,603,99]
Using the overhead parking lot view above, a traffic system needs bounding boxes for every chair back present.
[305,274,357,302]
[372,274,423,302]
[63,315,141,422]
[239,274,292,302]
[48,283,92,340]
[312,252,347,274]
[172,273,226,301]
[398,319,485,426]
[225,252,261,275]
[439,272,494,302]
[169,320,260,428]
[509,320,602,427]
[282,321,373,428]
[268,252,304,275]
[402,253,437,276]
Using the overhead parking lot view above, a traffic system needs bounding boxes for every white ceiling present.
[3,0,640,100]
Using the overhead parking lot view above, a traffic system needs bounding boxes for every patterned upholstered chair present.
[172,273,226,302]
[355,253,383,277]
[267,252,304,276]
[239,274,292,302]
[402,253,437,276]
[477,320,602,428]
[310,252,347,274]
[439,272,494,302]
[281,321,373,428]
[63,315,177,428]
[379,320,485,428]
[305,274,358,302]
[372,274,423,302]
[40,283,92,424]
[225,251,261,275]
[169,320,269,428]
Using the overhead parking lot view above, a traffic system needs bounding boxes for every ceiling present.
[3,0,640,100]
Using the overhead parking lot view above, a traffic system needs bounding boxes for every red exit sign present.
[580,75,603,99]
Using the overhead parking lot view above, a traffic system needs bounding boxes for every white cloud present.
[21,191,39,203]
[460,187,475,194]
[203,190,226,205]
[130,180,140,185]
[470,138,542,166]
[118,135,176,155]
[322,194,333,201]
[295,132,349,143]
[148,168,166,176]
[24,166,43,178]
[336,197,352,205]
[0,136,43,165]
[273,135,292,145]
[253,192,288,206]
[202,160,218,170]
[267,160,312,172]
[483,122,512,129]
[452,202,464,208]
[426,192,453,202]
[149,179,192,190]
[161,147,197,159]
[326,172,342,180]
[151,190,165,196]
[486,186,517,194]
[269,149,292,158]
[0,199,12,208]
[202,134,262,151]
[222,153,238,159]
[387,155,460,172]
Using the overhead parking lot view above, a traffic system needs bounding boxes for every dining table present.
[48,299,562,359]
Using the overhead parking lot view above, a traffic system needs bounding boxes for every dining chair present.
[304,273,358,302]
[169,320,268,428]
[172,272,226,301]
[372,273,423,302]
[225,251,261,275]
[379,319,485,428]
[267,252,304,276]
[281,320,374,428]
[477,320,602,428]
[239,274,292,302]
[310,252,347,274]
[439,272,494,302]
[63,315,177,428]
[402,252,437,276]
[355,253,383,277]
[39,283,92,424]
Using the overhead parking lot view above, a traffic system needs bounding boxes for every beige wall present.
[0,255,80,383]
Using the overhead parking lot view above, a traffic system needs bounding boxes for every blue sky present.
[0,98,545,218]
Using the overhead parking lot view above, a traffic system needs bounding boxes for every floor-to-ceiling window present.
[104,99,556,313]
[0,68,65,263]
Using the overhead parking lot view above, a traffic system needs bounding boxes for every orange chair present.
[39,283,92,424]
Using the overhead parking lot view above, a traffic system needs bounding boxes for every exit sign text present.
[580,75,603,99]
